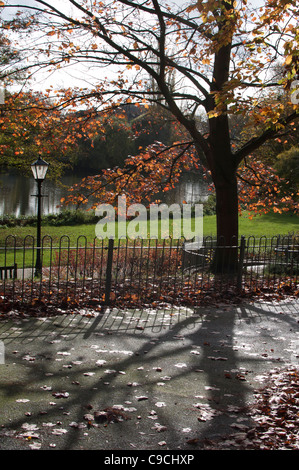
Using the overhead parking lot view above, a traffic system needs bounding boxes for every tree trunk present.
[212,174,239,273]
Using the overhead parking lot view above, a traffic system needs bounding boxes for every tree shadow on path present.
[0,299,298,450]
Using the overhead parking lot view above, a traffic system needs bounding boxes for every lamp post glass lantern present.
[31,156,49,277]
[31,156,49,181]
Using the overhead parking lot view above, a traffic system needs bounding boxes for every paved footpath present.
[0,299,298,455]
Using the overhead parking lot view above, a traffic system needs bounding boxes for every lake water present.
[0,171,209,217]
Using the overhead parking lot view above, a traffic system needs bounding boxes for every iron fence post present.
[104,238,114,305]
[237,235,246,290]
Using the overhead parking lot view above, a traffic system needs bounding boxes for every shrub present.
[45,210,99,226]
[0,210,100,227]
[50,241,183,279]
[203,194,216,215]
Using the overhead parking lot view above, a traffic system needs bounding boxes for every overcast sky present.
[0,0,276,94]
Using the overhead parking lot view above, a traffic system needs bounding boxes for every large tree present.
[1,0,298,267]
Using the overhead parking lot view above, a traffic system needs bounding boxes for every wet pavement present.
[0,299,298,454]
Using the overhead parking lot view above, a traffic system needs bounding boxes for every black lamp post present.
[31,156,49,277]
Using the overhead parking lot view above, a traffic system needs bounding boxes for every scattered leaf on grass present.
[127,382,140,387]
[41,385,52,391]
[174,363,187,368]
[52,391,69,399]
[155,401,166,407]
[19,432,40,439]
[83,414,94,422]
[52,428,68,435]
[152,423,167,432]
[186,438,199,445]
[22,355,35,362]
[69,422,86,429]
[136,396,148,401]
[208,356,228,361]
[29,442,42,450]
[96,359,107,366]
[94,407,131,423]
[21,423,39,431]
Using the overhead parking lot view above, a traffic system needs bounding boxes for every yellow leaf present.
[285,55,293,65]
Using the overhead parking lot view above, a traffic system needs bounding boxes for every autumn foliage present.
[0,0,298,241]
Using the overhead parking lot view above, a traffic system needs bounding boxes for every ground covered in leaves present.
[203,367,299,450]
[1,277,298,318]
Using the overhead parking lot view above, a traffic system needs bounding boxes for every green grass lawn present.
[204,211,299,238]
[0,211,298,268]
[1,211,298,244]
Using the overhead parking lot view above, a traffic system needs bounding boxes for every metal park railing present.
[0,234,298,311]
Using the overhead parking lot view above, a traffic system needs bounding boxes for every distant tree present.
[132,107,178,150]
[275,147,299,195]
[74,115,135,172]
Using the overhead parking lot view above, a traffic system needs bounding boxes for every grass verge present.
[0,212,298,268]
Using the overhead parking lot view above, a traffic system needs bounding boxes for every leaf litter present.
[202,366,299,450]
